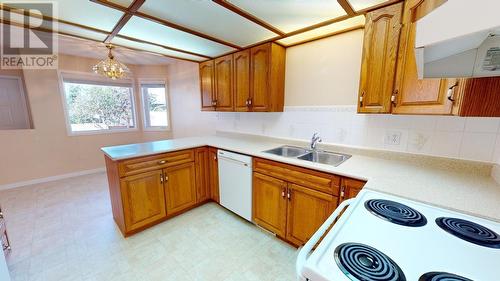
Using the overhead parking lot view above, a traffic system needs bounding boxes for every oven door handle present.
[296,198,356,280]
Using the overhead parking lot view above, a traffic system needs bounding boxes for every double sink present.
[263,145,351,167]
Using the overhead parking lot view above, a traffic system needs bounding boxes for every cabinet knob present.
[359,91,365,107]
[158,160,167,165]
[0,212,3,219]
[248,98,252,106]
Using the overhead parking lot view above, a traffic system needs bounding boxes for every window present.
[0,75,32,130]
[140,82,169,130]
[61,74,136,135]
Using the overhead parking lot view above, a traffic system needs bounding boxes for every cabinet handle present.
[359,91,364,107]
[158,160,167,165]
[340,186,345,198]
[281,187,286,198]
[391,90,398,107]
[213,155,217,161]
[248,98,252,106]
[160,174,164,183]
[287,189,291,201]
[0,212,3,219]
[164,175,169,182]
[447,82,459,102]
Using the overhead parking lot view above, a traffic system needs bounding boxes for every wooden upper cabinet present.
[199,60,215,111]
[453,78,500,117]
[252,172,287,237]
[392,0,455,115]
[195,147,210,203]
[164,162,197,215]
[250,43,285,112]
[358,2,403,114]
[208,147,220,202]
[120,170,166,232]
[214,54,234,111]
[233,49,251,112]
[286,183,336,246]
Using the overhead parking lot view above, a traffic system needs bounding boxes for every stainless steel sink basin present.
[263,145,310,158]
[263,145,351,167]
[297,151,351,166]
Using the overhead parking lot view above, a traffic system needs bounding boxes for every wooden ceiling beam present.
[91,0,242,50]
[104,0,145,43]
[337,0,356,16]
[212,0,286,36]
[0,19,201,63]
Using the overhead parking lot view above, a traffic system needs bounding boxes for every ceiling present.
[0,0,400,63]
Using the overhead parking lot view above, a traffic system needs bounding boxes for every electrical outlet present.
[385,130,402,145]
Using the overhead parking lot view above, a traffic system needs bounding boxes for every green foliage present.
[65,83,133,128]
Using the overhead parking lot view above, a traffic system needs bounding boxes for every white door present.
[0,76,30,130]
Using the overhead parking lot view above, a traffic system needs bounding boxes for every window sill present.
[68,128,139,136]
[143,127,170,132]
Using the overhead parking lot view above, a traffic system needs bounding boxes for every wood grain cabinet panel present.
[199,60,215,111]
[392,0,455,115]
[118,149,194,177]
[208,147,220,202]
[253,172,288,237]
[358,2,403,113]
[453,78,500,117]
[286,183,337,246]
[233,49,251,112]
[339,177,366,203]
[120,170,166,232]
[195,147,210,203]
[214,54,234,111]
[164,162,197,215]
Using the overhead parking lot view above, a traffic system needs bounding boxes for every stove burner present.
[436,217,500,248]
[334,243,406,281]
[419,272,473,281]
[365,199,427,227]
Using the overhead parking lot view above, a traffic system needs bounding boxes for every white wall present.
[167,60,217,138]
[216,30,500,163]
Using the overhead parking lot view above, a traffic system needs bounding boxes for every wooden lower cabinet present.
[195,147,210,203]
[120,170,166,233]
[340,178,366,203]
[164,162,197,215]
[208,147,220,202]
[286,184,337,246]
[253,170,340,246]
[253,172,288,237]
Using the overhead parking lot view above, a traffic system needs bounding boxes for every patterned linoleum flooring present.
[0,172,297,281]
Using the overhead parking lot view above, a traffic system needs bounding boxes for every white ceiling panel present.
[51,0,124,31]
[137,0,277,47]
[119,16,235,57]
[227,0,347,33]
[348,0,390,11]
[111,36,207,62]
[58,22,108,42]
[277,15,365,46]
[108,0,133,7]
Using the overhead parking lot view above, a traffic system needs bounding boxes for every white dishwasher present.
[217,150,253,222]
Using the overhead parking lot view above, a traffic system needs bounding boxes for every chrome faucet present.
[310,133,322,150]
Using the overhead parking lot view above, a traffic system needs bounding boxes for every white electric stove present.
[297,189,500,281]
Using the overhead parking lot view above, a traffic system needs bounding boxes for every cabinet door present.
[208,147,219,202]
[214,54,234,111]
[393,0,455,115]
[253,172,287,237]
[120,170,166,232]
[195,147,210,203]
[358,3,403,113]
[340,178,366,203]
[250,43,270,111]
[199,60,215,111]
[286,184,336,246]
[164,162,197,215]
[233,49,251,112]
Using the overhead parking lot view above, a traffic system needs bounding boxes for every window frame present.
[139,79,170,132]
[58,71,139,136]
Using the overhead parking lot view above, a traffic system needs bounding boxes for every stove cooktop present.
[301,189,500,281]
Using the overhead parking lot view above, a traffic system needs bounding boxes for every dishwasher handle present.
[218,154,250,167]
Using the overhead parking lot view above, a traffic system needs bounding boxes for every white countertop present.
[101,134,500,222]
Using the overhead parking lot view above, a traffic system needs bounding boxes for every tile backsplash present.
[216,106,500,164]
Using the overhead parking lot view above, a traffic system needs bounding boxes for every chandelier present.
[92,44,129,80]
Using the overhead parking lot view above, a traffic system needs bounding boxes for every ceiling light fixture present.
[93,44,130,80]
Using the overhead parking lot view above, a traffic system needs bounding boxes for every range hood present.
[415,0,500,78]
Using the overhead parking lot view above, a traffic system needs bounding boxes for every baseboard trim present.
[0,167,106,191]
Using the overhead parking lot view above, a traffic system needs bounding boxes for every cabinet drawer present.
[253,158,340,195]
[118,149,195,177]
